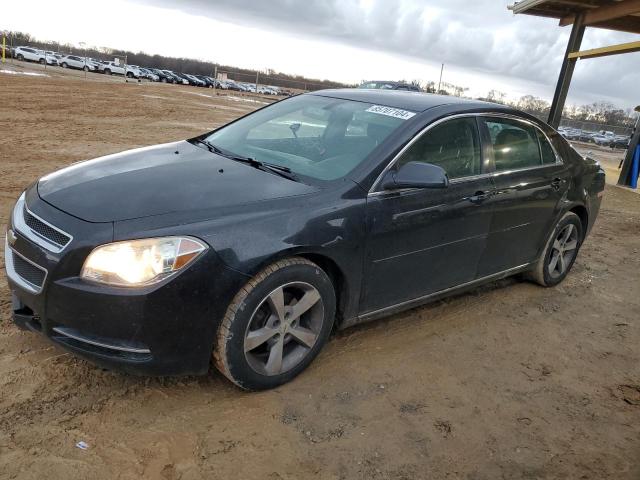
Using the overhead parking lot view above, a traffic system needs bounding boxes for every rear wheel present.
[39,58,45,65]
[214,257,336,390]
[104,68,111,75]
[527,212,582,287]
[61,62,68,68]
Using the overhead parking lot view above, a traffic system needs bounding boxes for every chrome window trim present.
[4,235,48,295]
[368,112,563,196]
[12,192,73,254]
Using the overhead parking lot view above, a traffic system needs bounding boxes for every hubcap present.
[548,224,578,279]
[244,282,324,376]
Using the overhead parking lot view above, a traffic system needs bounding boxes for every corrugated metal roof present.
[509,0,640,34]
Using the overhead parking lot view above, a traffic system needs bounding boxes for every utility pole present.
[255,71,260,93]
[1,32,5,64]
[437,63,444,93]
[213,65,218,90]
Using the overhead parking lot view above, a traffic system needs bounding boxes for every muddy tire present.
[214,257,336,391]
[527,212,583,287]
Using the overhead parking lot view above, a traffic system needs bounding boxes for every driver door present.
[361,116,494,314]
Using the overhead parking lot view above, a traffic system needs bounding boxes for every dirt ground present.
[1,66,639,480]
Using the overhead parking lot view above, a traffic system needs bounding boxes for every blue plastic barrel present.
[631,145,640,189]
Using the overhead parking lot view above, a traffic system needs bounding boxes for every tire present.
[83,66,89,72]
[160,77,167,83]
[104,69,111,75]
[527,212,583,287]
[214,257,336,390]
[61,62,68,68]
[39,58,45,65]
[17,54,24,61]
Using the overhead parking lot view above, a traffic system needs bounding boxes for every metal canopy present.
[509,0,640,187]
[510,0,640,34]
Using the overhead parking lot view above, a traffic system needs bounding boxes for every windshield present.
[359,82,396,90]
[202,95,411,181]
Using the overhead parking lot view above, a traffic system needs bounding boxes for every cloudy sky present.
[3,0,638,108]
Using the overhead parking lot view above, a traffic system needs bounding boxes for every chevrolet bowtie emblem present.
[7,229,17,246]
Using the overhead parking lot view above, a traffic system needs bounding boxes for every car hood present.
[37,140,318,223]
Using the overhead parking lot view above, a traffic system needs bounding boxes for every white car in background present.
[59,55,96,71]
[100,61,126,75]
[14,46,46,64]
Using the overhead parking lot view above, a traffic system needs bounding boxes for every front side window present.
[204,95,410,181]
[395,117,482,179]
[484,118,542,171]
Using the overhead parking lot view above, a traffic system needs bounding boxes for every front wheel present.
[83,66,89,72]
[214,257,336,390]
[39,58,45,65]
[527,212,583,287]
[17,54,24,61]
[104,69,111,75]
[61,62,68,68]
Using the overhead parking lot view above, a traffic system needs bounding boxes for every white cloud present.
[2,0,638,108]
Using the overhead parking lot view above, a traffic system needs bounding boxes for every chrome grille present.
[23,207,71,248]
[11,251,46,288]
[4,236,48,294]
[12,192,72,253]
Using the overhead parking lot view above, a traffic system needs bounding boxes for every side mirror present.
[381,161,449,190]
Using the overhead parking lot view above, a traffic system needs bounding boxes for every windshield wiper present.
[193,138,297,181]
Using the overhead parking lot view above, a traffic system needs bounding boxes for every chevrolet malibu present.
[5,90,605,390]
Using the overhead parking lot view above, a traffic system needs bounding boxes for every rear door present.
[362,116,494,314]
[477,116,571,276]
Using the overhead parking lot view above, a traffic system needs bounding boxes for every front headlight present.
[81,236,207,287]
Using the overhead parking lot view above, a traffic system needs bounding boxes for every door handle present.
[466,190,491,204]
[551,177,564,190]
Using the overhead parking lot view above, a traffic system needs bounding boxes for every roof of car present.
[311,88,497,113]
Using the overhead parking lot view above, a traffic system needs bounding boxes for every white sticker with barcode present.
[366,105,416,120]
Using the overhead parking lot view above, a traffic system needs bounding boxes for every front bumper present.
[5,188,249,376]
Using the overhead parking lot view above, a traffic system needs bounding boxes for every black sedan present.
[5,90,605,390]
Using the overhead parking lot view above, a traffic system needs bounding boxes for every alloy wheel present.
[548,224,579,279]
[244,282,324,376]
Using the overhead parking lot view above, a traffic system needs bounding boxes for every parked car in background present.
[225,80,244,91]
[592,131,615,146]
[129,66,157,81]
[195,75,215,87]
[5,90,604,390]
[99,61,125,75]
[162,70,188,84]
[612,135,630,149]
[359,81,421,92]
[14,46,46,64]
[150,68,175,83]
[183,73,206,87]
[578,131,598,143]
[43,51,59,66]
[59,55,96,71]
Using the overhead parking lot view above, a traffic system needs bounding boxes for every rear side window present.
[484,118,542,171]
[396,117,481,179]
[537,130,558,164]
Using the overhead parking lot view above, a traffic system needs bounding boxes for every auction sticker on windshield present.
[366,105,416,120]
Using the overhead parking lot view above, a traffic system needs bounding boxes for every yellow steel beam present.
[560,0,640,26]
[568,40,640,59]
